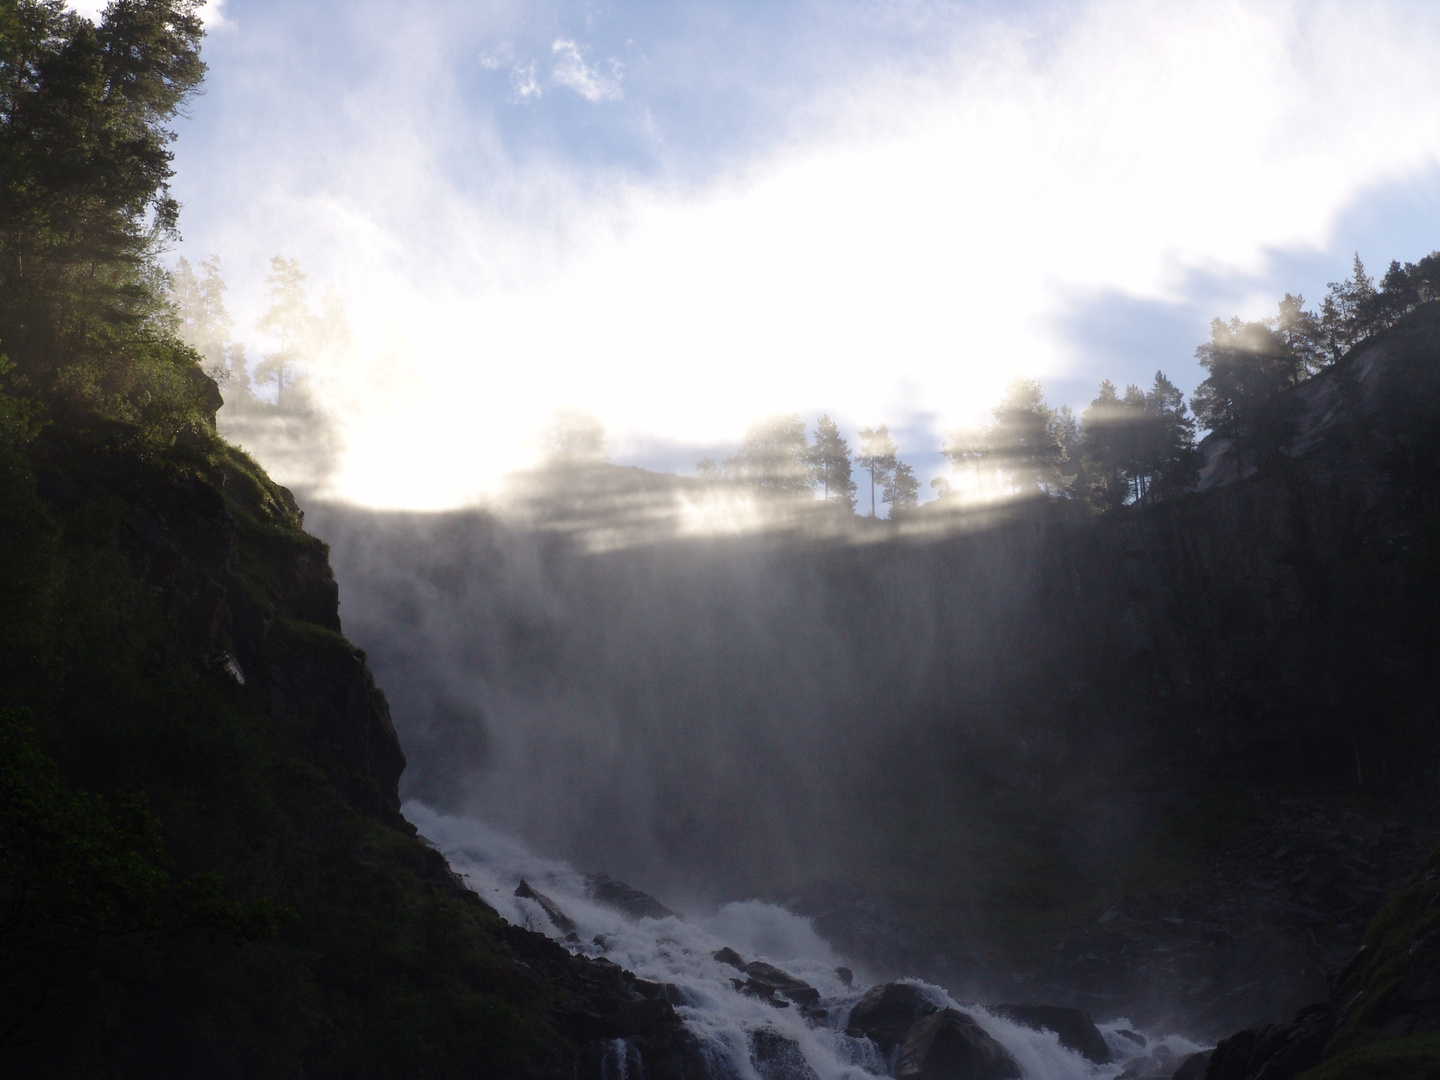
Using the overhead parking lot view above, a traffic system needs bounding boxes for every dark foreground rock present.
[896,1009,1021,1080]
[1202,1003,1333,1080]
[846,982,941,1051]
[991,1003,1110,1063]
[516,879,578,934]
[749,1027,822,1080]
[585,871,680,920]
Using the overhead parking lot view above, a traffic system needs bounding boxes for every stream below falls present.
[407,803,1206,1080]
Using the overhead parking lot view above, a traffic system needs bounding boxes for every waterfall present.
[407,803,1204,1080]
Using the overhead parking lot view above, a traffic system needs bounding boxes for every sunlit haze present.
[139,0,1440,507]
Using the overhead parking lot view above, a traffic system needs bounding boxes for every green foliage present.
[0,0,216,439]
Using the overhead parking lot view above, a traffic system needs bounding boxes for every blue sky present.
[73,0,1440,506]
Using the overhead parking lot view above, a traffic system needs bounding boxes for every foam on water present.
[406,802,1203,1080]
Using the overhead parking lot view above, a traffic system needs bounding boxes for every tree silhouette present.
[1192,318,1303,482]
[883,459,920,515]
[942,425,988,499]
[807,414,856,511]
[727,414,814,494]
[856,425,897,517]
[987,377,1066,494]
[1079,380,1132,510]
[254,257,314,407]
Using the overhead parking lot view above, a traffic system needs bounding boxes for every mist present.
[168,0,1440,507]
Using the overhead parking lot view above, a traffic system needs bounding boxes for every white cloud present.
[172,0,1440,509]
[550,39,624,102]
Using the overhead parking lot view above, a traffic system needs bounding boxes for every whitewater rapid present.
[406,802,1203,1080]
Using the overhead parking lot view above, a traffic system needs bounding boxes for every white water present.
[406,802,1204,1080]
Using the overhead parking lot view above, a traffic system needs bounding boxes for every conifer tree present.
[726,414,813,494]
[171,254,234,378]
[883,459,920,515]
[987,377,1066,494]
[0,0,207,418]
[807,414,856,511]
[254,257,313,407]
[1192,318,1303,482]
[856,425,897,517]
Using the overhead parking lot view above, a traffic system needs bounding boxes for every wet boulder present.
[515,879,577,934]
[749,1027,822,1080]
[744,960,822,1006]
[896,1009,1022,1080]
[585,871,680,920]
[991,1003,1111,1064]
[846,982,940,1052]
[714,946,747,969]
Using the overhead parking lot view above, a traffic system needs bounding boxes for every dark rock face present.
[515,879,578,934]
[585,871,679,920]
[990,1003,1110,1063]
[895,1009,1021,1080]
[1203,1003,1334,1080]
[846,982,940,1052]
[1018,800,1431,1038]
[749,1027,822,1080]
[1171,1050,1211,1080]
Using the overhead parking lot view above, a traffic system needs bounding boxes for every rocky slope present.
[0,391,704,1076]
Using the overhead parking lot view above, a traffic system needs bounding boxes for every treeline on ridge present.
[676,251,1440,518]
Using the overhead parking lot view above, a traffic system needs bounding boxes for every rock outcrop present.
[846,982,941,1051]
[895,1009,1021,1080]
[990,1003,1110,1063]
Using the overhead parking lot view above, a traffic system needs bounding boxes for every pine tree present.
[1079,380,1130,510]
[807,414,856,511]
[726,414,814,494]
[1192,318,1303,482]
[856,425,897,517]
[882,459,920,515]
[253,257,312,407]
[0,0,207,419]
[988,377,1065,494]
[170,254,233,378]
[942,425,988,500]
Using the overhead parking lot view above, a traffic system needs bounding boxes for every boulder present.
[715,946,747,969]
[836,966,854,988]
[749,1027,822,1080]
[896,1009,1022,1080]
[585,871,679,920]
[846,982,941,1051]
[1171,1050,1211,1080]
[991,1003,1111,1064]
[1205,1003,1334,1080]
[744,960,822,1005]
[514,879,577,935]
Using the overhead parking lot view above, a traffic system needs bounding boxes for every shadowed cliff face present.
[301,307,1440,1033]
[2,404,707,1076]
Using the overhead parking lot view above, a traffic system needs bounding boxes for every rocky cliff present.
[0,393,702,1076]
